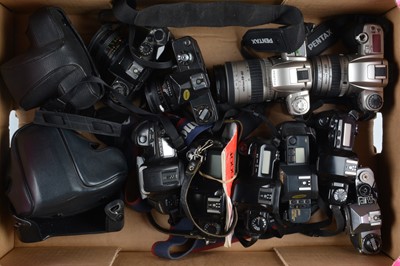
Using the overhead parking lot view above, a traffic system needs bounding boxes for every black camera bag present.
[8,124,127,218]
[0,7,103,111]
[7,124,128,242]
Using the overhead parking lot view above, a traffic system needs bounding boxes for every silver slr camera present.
[344,167,382,254]
[214,23,388,116]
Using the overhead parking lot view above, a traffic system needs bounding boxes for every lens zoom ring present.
[327,55,341,97]
[248,60,264,103]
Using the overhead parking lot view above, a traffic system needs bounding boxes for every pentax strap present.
[112,0,305,53]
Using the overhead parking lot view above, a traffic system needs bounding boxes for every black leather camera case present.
[8,124,127,218]
[0,7,103,110]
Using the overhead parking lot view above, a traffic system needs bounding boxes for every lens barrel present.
[311,55,349,98]
[145,78,179,114]
[214,60,267,105]
[88,24,127,80]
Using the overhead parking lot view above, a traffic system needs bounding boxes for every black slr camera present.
[89,24,171,112]
[233,138,281,243]
[313,110,360,207]
[186,141,228,237]
[214,23,388,116]
[145,36,219,125]
[344,167,382,254]
[278,122,319,224]
[134,120,184,216]
[312,110,359,152]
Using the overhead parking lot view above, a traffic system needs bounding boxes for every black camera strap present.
[236,235,260,248]
[34,109,125,137]
[109,88,186,151]
[297,199,345,237]
[112,0,305,53]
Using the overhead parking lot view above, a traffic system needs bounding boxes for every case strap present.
[34,110,124,137]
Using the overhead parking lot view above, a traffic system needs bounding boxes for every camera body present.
[317,153,359,179]
[146,36,218,124]
[233,138,280,238]
[311,23,387,112]
[188,187,226,235]
[214,57,312,116]
[134,120,184,215]
[214,23,388,115]
[89,25,171,112]
[345,168,382,254]
[247,138,280,180]
[313,110,359,152]
[314,110,359,208]
[278,122,319,224]
[187,143,227,236]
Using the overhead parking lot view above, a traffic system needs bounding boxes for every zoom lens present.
[214,59,272,105]
[214,55,355,107]
[144,78,179,114]
[311,55,350,98]
[88,24,128,86]
[89,24,152,97]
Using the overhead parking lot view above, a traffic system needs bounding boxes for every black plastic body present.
[134,120,184,216]
[145,36,218,124]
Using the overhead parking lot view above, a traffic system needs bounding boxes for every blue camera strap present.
[151,218,207,260]
[124,196,228,259]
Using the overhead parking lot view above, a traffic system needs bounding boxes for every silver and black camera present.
[344,167,382,254]
[278,122,319,224]
[134,120,184,215]
[214,23,388,115]
[145,36,218,124]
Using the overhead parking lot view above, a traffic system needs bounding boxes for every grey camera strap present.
[112,0,305,53]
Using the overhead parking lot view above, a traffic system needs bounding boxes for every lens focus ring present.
[248,60,264,103]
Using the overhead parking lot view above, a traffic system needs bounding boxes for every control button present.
[288,137,297,145]
[367,94,383,111]
[363,234,382,254]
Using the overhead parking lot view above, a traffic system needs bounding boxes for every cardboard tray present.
[0,0,398,265]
